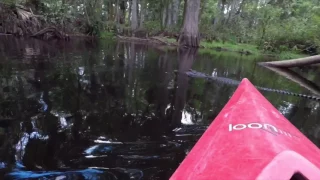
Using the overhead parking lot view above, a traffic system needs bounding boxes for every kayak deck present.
[170,78,320,180]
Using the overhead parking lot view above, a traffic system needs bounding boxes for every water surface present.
[0,36,320,179]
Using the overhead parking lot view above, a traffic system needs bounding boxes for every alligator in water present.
[186,69,320,101]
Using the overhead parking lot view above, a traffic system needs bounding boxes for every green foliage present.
[199,0,320,55]
[144,21,161,34]
[99,31,114,39]
[10,0,320,55]
[198,48,261,60]
[166,38,177,43]
[198,36,305,59]
[278,51,308,60]
[200,41,259,54]
[1,0,16,5]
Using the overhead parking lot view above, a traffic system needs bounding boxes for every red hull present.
[170,78,320,180]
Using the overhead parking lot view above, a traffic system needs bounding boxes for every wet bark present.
[178,0,201,47]
[259,55,320,68]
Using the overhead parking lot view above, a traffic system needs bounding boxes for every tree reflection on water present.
[0,37,319,179]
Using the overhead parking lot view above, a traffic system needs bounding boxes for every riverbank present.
[1,29,307,61]
[114,35,308,60]
[190,39,307,60]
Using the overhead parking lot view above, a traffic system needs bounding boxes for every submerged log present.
[259,55,320,68]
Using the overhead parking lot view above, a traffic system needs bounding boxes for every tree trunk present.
[225,0,242,24]
[162,5,167,29]
[172,0,180,25]
[213,0,225,31]
[166,2,173,28]
[128,0,132,26]
[119,0,126,24]
[182,0,187,23]
[115,0,120,24]
[139,0,146,28]
[137,0,140,26]
[178,0,201,47]
[259,55,320,68]
[248,0,258,29]
[131,0,138,31]
[108,0,114,21]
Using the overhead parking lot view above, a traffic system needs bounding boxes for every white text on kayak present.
[229,123,293,137]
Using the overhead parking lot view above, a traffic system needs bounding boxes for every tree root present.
[178,33,200,47]
[0,3,41,36]
[0,3,69,41]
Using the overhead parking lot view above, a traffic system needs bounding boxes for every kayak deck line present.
[170,78,320,180]
[186,69,320,101]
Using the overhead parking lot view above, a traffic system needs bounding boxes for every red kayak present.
[170,78,320,180]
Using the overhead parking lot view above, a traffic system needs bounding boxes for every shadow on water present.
[0,36,320,179]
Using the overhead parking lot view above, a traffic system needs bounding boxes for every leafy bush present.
[144,21,161,35]
[99,31,114,39]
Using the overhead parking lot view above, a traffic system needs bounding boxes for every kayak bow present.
[170,78,320,180]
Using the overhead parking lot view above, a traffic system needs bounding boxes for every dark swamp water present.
[0,36,320,179]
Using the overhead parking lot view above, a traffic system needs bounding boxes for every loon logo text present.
[229,122,294,137]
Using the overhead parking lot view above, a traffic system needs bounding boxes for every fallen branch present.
[116,35,149,42]
[262,66,320,96]
[150,36,178,46]
[31,27,69,40]
[259,55,320,68]
[117,35,179,46]
[15,4,31,12]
